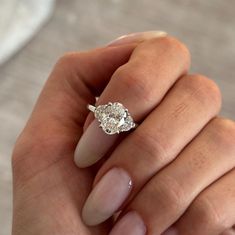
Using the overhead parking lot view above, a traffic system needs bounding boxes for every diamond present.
[94,102,136,135]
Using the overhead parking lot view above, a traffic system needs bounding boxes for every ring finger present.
[74,36,190,167]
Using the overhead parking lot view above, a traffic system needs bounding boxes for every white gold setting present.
[87,102,136,135]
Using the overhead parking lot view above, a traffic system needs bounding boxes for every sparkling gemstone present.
[94,102,136,135]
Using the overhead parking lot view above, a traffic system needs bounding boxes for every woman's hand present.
[74,34,235,235]
[12,31,235,235]
[11,35,141,235]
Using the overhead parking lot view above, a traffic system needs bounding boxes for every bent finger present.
[74,36,190,168]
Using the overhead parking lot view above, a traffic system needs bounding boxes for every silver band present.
[87,104,96,113]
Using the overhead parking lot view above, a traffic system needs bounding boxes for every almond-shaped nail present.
[74,119,117,168]
[82,168,132,226]
[107,30,167,46]
[109,211,146,235]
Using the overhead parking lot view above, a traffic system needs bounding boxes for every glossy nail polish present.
[82,168,132,226]
[107,30,167,46]
[109,211,146,235]
[74,119,117,168]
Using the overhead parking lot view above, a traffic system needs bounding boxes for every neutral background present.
[0,0,234,234]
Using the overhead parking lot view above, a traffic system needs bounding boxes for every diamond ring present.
[87,102,137,135]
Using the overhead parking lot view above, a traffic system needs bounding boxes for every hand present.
[12,31,235,235]
[11,34,142,235]
[73,34,235,235]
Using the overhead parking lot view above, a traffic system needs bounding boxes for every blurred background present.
[0,0,234,234]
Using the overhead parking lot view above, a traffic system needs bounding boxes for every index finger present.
[12,43,138,182]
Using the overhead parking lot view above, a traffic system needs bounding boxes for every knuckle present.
[12,133,31,165]
[12,134,43,169]
[56,53,74,66]
[114,64,153,102]
[165,36,190,55]
[208,117,235,152]
[190,195,225,228]
[11,136,37,182]
[55,52,80,70]
[131,130,167,165]
[181,74,222,112]
[12,144,21,168]
[156,175,187,212]
[52,53,85,90]
[158,36,191,66]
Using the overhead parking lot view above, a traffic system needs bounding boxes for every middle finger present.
[82,74,221,225]
[74,36,190,167]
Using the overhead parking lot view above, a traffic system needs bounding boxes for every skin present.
[12,36,235,235]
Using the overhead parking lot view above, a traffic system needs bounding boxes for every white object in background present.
[0,0,55,65]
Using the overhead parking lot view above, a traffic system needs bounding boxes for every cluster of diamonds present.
[94,102,136,135]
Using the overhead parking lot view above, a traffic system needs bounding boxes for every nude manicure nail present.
[109,211,146,235]
[82,168,132,226]
[74,119,117,168]
[107,31,167,46]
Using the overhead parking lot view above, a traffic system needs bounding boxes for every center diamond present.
[94,102,136,135]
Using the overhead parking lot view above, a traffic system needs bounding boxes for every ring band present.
[87,104,96,113]
[87,102,137,135]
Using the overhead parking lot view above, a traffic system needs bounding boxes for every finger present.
[13,44,138,179]
[12,44,140,234]
[83,32,167,130]
[83,31,167,130]
[83,74,221,225]
[109,118,235,234]
[81,74,221,226]
[221,228,235,235]
[74,36,191,168]
[166,168,235,235]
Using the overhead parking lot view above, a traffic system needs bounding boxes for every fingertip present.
[107,31,167,47]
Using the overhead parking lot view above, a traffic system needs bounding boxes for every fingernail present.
[162,227,178,235]
[107,31,167,46]
[82,168,132,226]
[74,119,117,168]
[109,211,146,235]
